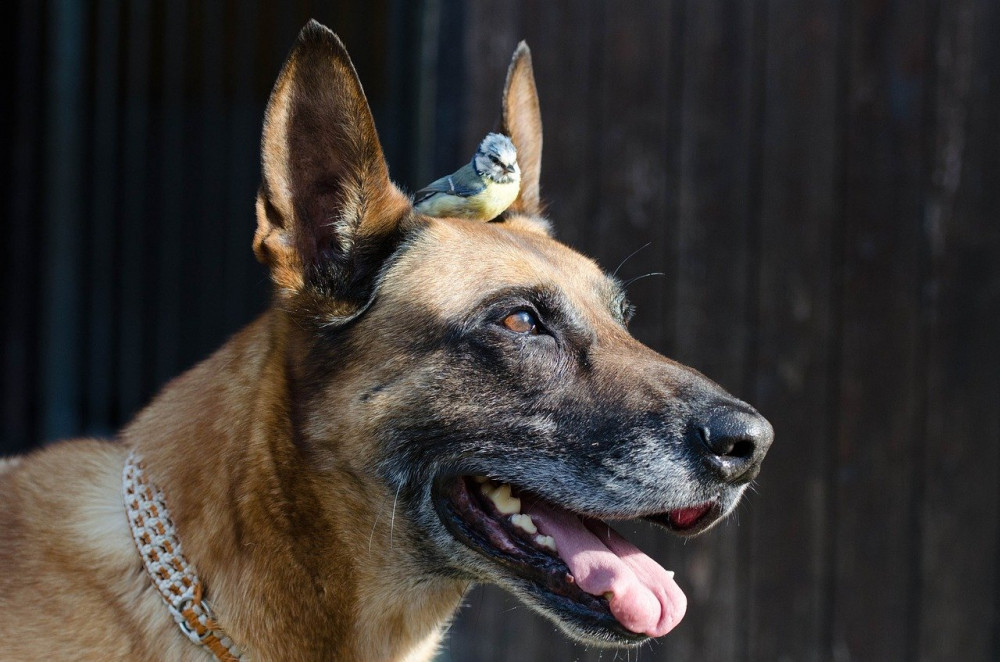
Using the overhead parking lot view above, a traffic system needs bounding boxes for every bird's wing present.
[413,164,486,205]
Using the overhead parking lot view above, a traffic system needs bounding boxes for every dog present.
[0,20,772,662]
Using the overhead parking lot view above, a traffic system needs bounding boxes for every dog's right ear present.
[254,21,411,312]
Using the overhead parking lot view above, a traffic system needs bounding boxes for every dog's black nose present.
[696,404,773,483]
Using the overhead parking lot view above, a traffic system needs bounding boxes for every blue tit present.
[413,133,520,219]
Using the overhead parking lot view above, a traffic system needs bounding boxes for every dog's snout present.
[695,405,773,484]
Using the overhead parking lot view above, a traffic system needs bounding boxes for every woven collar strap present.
[123,452,247,661]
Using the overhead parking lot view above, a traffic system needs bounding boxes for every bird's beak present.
[504,165,516,174]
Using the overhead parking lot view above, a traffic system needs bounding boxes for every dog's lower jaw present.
[124,312,469,662]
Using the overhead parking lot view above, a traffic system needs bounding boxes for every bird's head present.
[473,133,520,184]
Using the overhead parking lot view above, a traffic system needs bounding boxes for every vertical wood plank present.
[831,1,930,657]
[430,0,466,179]
[1,0,45,453]
[669,1,763,658]
[83,0,122,434]
[116,0,152,421]
[917,0,1000,658]
[381,0,425,188]
[41,0,88,441]
[747,0,841,660]
[459,3,518,159]
[411,0,443,188]
[381,0,417,186]
[222,0,265,333]
[152,0,189,387]
[194,0,228,361]
[0,0,18,450]
[511,0,605,255]
[591,1,677,369]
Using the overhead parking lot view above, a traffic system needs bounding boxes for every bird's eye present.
[489,155,501,165]
[502,311,539,335]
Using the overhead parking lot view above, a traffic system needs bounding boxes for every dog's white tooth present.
[510,513,537,534]
[603,591,614,601]
[488,483,521,514]
[666,570,675,580]
[534,534,557,552]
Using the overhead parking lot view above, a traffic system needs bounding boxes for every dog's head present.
[254,21,772,647]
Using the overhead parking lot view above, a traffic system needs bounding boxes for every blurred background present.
[1,1,997,660]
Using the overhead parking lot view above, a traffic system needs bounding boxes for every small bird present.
[413,133,520,220]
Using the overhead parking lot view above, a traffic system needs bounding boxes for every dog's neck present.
[122,311,467,662]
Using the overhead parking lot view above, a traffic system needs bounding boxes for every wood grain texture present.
[117,0,152,423]
[41,0,88,442]
[747,1,840,660]
[667,2,763,659]
[1,0,45,453]
[917,0,1000,658]
[830,1,929,658]
[151,0,190,389]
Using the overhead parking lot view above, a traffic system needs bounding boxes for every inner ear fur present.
[253,20,411,302]
[500,41,543,217]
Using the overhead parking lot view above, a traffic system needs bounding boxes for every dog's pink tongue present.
[525,502,687,637]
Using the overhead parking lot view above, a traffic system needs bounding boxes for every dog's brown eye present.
[503,311,538,335]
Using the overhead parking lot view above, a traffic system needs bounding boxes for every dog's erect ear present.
[500,42,543,217]
[254,21,411,307]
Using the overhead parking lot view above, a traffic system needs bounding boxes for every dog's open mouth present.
[432,475,721,644]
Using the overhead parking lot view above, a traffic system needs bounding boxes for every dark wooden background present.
[1,1,997,660]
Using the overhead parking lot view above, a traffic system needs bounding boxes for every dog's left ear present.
[500,42,543,217]
[254,21,411,315]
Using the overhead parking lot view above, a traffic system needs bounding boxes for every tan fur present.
[0,22,705,662]
[383,217,623,330]
[0,306,470,660]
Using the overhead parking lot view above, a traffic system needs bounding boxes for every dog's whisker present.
[622,272,665,288]
[389,484,401,550]
[367,497,386,555]
[611,241,652,279]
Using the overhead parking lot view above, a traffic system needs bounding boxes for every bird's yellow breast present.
[417,180,519,220]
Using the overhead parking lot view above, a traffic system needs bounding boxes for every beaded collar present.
[122,452,246,661]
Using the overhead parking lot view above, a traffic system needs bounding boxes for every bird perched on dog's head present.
[413,133,520,220]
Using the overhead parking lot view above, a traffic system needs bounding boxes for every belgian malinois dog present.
[0,20,772,661]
